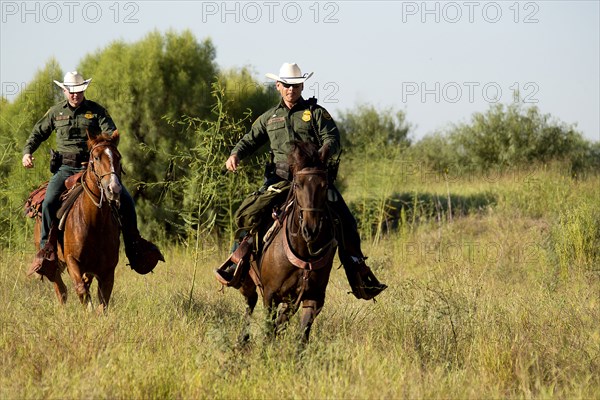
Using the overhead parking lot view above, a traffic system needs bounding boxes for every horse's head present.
[87,131,122,206]
[289,141,329,244]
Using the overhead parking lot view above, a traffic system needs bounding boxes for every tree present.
[0,59,63,246]
[76,31,279,241]
[165,83,265,245]
[76,30,219,240]
[217,66,279,129]
[410,103,596,174]
[337,104,411,157]
[452,103,588,169]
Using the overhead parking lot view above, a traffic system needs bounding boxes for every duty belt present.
[61,152,88,167]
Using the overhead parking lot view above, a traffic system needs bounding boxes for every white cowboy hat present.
[266,63,313,84]
[53,71,92,93]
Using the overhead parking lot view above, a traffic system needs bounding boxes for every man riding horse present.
[215,63,387,300]
[22,71,163,277]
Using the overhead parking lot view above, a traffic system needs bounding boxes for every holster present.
[49,150,63,174]
[264,150,291,182]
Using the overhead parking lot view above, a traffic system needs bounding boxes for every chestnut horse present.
[238,142,338,344]
[34,132,122,311]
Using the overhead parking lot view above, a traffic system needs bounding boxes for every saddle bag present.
[24,181,48,218]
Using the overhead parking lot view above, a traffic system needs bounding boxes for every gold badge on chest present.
[302,110,311,122]
[84,111,94,119]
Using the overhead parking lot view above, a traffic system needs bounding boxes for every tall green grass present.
[1,164,598,398]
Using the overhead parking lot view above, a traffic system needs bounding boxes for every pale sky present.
[1,1,599,142]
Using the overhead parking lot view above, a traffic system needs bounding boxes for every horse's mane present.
[288,141,325,173]
[87,131,119,150]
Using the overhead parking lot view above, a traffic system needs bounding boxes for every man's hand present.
[22,154,34,169]
[225,154,240,172]
[318,144,330,164]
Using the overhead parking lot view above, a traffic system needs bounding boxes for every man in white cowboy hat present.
[215,62,387,300]
[23,71,164,278]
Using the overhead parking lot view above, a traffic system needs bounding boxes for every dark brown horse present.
[34,132,122,311]
[238,141,337,344]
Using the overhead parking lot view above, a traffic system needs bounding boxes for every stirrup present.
[215,258,247,289]
[214,236,253,289]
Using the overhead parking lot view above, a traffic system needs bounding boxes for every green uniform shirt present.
[23,98,117,156]
[232,97,340,164]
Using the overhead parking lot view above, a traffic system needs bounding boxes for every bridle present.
[290,168,335,257]
[82,141,122,208]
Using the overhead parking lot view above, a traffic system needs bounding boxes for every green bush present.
[409,103,598,175]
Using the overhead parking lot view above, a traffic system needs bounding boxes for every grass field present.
[1,163,599,399]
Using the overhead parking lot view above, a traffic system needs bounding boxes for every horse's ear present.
[85,129,95,150]
[111,130,120,145]
[288,141,301,164]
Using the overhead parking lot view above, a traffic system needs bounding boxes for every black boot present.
[123,231,164,274]
[28,223,59,279]
[120,187,164,274]
[214,236,254,288]
[28,242,58,279]
[343,258,387,300]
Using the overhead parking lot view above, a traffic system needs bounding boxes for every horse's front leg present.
[96,270,115,313]
[299,299,323,344]
[45,263,68,304]
[66,255,92,308]
[52,276,68,304]
[262,288,279,341]
[238,277,258,344]
[275,301,296,336]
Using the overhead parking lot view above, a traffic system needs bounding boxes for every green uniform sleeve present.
[231,113,269,160]
[98,106,117,135]
[23,108,54,155]
[314,107,341,156]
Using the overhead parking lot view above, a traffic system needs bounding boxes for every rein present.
[81,142,121,209]
[284,167,337,266]
[81,171,103,208]
[282,216,337,271]
[291,168,333,257]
